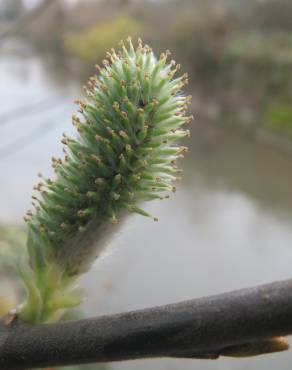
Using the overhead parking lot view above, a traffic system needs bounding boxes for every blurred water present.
[1,48,292,370]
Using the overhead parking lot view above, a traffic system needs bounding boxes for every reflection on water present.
[1,47,292,370]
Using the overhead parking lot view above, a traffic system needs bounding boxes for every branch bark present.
[1,279,292,370]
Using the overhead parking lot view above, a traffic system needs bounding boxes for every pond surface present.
[1,43,292,370]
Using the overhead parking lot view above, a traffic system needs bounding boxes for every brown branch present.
[0,279,292,370]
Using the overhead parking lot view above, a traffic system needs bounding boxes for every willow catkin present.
[20,38,192,323]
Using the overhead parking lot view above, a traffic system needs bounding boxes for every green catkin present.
[20,38,192,323]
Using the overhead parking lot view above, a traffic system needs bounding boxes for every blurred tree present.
[170,3,236,84]
[250,0,292,31]
[23,0,65,51]
[0,0,24,21]
[64,15,143,66]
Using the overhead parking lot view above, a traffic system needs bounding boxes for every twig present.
[0,279,292,370]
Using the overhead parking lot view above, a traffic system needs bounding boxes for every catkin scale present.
[21,38,191,323]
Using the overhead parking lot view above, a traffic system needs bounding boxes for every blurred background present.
[1,0,292,369]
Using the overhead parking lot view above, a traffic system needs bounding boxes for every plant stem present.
[0,279,292,369]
